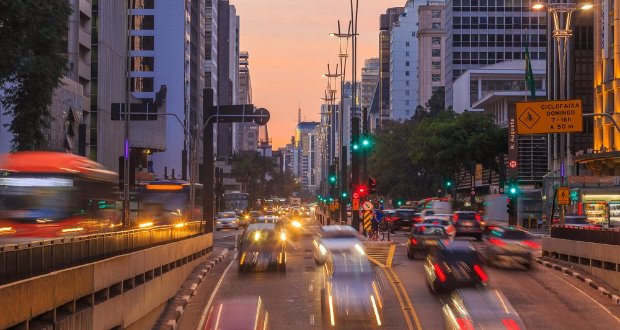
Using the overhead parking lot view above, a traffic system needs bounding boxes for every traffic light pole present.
[351,116,361,231]
[340,145,348,224]
[361,107,368,184]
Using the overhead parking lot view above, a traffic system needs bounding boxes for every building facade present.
[233,51,259,154]
[444,0,547,108]
[417,1,446,108]
[390,0,422,121]
[295,122,320,193]
[379,7,405,125]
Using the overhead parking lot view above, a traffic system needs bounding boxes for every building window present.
[405,51,410,57]
[432,74,441,82]
[405,61,410,66]
[406,41,410,47]
[432,22,441,29]
[432,10,441,18]
[130,77,154,92]
[130,36,155,51]
[406,90,410,96]
[406,80,410,86]
[131,56,155,71]
[131,15,155,30]
[405,71,410,76]
[432,49,441,57]
[432,37,441,45]
[432,61,441,70]
[133,0,155,9]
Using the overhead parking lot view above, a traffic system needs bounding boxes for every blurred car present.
[389,209,418,230]
[204,296,269,330]
[421,218,456,237]
[407,224,449,259]
[453,211,483,241]
[424,241,488,294]
[485,225,539,269]
[320,245,383,327]
[551,214,602,228]
[238,223,287,272]
[442,289,525,330]
[252,215,280,224]
[215,212,240,231]
[313,225,361,265]
[283,216,307,240]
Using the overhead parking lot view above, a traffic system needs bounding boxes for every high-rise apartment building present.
[216,2,240,158]
[234,51,258,153]
[379,7,405,125]
[390,0,423,121]
[205,0,219,105]
[127,0,204,179]
[444,0,546,109]
[417,1,446,107]
[295,122,320,192]
[361,58,380,130]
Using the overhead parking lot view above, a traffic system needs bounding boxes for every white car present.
[420,218,456,237]
[313,225,361,265]
[216,211,240,230]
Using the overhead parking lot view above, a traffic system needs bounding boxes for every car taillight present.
[488,237,506,247]
[409,237,418,245]
[456,318,474,330]
[502,318,521,330]
[475,214,482,222]
[473,264,488,283]
[522,240,540,249]
[453,214,458,222]
[414,216,422,223]
[433,263,446,282]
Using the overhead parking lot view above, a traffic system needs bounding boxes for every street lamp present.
[532,0,592,225]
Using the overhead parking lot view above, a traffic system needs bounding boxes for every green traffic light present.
[342,192,348,198]
[352,144,359,151]
[446,181,452,187]
[362,139,370,147]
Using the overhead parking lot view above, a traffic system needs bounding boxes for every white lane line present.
[544,267,620,324]
[196,254,237,330]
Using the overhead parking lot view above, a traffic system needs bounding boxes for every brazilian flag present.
[524,43,536,97]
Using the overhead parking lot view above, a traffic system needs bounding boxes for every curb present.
[535,258,620,305]
[160,249,229,330]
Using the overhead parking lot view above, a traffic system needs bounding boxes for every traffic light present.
[368,177,377,194]
[507,178,518,197]
[445,180,452,188]
[329,174,337,184]
[356,185,367,196]
[341,191,348,198]
[361,135,373,149]
[506,197,515,214]
[328,165,337,185]
[352,143,359,151]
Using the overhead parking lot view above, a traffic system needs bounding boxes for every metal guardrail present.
[0,221,205,285]
[550,226,620,245]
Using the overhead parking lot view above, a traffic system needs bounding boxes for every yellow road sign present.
[352,198,359,211]
[363,210,373,232]
[516,100,583,134]
[558,187,570,205]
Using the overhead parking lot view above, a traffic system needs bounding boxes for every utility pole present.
[362,107,368,183]
[351,116,360,231]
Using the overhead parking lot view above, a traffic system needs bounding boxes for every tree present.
[0,0,72,151]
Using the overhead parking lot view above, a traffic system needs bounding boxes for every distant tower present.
[298,101,302,123]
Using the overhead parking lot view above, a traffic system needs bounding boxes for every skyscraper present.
[417,1,446,108]
[444,0,546,108]
[379,6,405,126]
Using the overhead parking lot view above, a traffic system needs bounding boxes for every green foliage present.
[369,88,507,201]
[0,0,72,151]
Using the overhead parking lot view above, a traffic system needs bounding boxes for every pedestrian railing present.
[550,225,620,246]
[0,221,205,285]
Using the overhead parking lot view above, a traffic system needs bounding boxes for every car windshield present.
[439,249,482,264]
[457,213,477,220]
[322,230,358,239]
[499,230,532,240]
[243,229,277,243]
[423,219,450,226]
[217,212,237,218]
[414,226,446,236]
[330,251,372,275]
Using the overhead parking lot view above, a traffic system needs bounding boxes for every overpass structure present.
[0,224,212,329]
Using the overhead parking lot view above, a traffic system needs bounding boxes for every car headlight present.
[280,232,287,241]
[292,220,302,228]
[319,244,327,256]
[216,220,223,224]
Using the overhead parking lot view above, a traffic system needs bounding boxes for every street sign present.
[352,192,359,199]
[352,198,360,211]
[362,201,374,211]
[253,107,270,126]
[516,100,583,134]
[363,211,372,233]
[508,160,518,169]
[558,187,570,205]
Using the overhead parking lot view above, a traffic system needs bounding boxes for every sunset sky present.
[233,0,406,148]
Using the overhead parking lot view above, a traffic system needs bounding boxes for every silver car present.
[215,211,240,230]
[442,288,526,330]
[485,225,538,269]
[313,225,361,265]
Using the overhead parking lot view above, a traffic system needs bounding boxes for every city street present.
[177,219,620,329]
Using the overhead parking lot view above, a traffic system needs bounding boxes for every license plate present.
[425,240,437,246]
[462,221,473,226]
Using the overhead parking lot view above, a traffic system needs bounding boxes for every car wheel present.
[407,248,414,259]
[476,234,483,241]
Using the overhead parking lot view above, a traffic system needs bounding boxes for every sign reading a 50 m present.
[515,100,583,134]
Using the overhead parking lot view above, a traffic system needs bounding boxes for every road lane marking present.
[386,244,396,267]
[381,264,414,330]
[196,253,237,330]
[387,267,423,330]
[541,266,620,324]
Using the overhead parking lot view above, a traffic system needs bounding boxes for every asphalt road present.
[178,219,620,330]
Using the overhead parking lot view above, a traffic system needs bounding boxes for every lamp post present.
[532,1,592,225]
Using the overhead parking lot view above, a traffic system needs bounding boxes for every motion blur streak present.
[371,295,382,326]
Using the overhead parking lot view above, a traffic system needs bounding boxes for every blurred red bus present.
[0,152,121,238]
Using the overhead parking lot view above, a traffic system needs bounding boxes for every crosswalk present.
[364,241,395,267]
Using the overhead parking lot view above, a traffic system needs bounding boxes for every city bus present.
[0,152,121,238]
[135,180,203,226]
[224,191,250,213]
